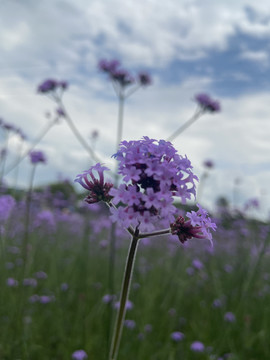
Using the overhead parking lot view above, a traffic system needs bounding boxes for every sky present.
[0,0,270,218]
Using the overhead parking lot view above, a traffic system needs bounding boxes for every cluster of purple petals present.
[109,137,198,231]
[37,79,68,94]
[0,118,27,140]
[0,195,16,222]
[195,93,221,112]
[71,350,88,360]
[29,150,47,164]
[98,59,152,87]
[186,204,217,244]
[75,163,113,204]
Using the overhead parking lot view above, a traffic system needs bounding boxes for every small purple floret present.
[71,349,88,360]
[190,341,205,352]
[29,150,46,164]
[195,93,221,112]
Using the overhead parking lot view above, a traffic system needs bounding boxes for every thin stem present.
[109,232,139,360]
[115,94,125,156]
[138,227,171,239]
[22,164,36,277]
[166,108,203,142]
[5,119,56,175]
[58,100,100,163]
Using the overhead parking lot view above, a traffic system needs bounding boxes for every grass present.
[0,198,269,360]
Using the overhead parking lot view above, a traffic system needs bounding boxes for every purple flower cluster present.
[0,195,16,222]
[98,59,152,87]
[170,204,216,244]
[29,150,47,164]
[71,350,88,360]
[37,79,68,94]
[75,163,113,204]
[195,93,221,112]
[186,204,216,243]
[110,137,197,231]
[0,118,26,140]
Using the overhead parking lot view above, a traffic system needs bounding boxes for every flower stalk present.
[109,230,139,360]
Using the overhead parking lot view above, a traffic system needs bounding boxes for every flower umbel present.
[110,137,198,231]
[74,163,113,204]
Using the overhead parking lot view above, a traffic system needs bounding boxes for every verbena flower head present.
[74,163,113,204]
[110,137,198,231]
[37,79,68,94]
[29,150,46,164]
[190,341,205,352]
[195,93,221,112]
[171,204,216,245]
[71,349,88,360]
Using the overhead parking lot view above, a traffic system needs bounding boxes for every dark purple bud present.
[138,72,152,86]
[37,79,58,93]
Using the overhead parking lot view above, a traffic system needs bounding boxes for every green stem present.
[109,233,139,360]
[58,100,100,163]
[166,108,203,142]
[5,119,56,175]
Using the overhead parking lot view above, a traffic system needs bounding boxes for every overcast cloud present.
[0,0,270,218]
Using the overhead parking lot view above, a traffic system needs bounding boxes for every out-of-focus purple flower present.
[35,271,48,279]
[203,160,214,169]
[34,210,56,232]
[186,267,195,276]
[39,295,55,304]
[244,198,260,211]
[37,79,58,93]
[114,299,133,311]
[37,79,68,94]
[102,294,115,304]
[6,277,18,287]
[190,341,205,352]
[144,324,152,333]
[138,72,152,86]
[110,137,198,231]
[29,150,46,164]
[195,93,221,112]
[111,69,134,87]
[98,59,120,73]
[91,130,99,139]
[224,264,233,273]
[23,278,38,287]
[29,294,40,303]
[124,319,136,329]
[192,258,204,270]
[56,107,66,117]
[61,283,69,291]
[212,298,223,308]
[71,349,88,360]
[0,195,16,222]
[75,163,113,204]
[224,312,236,322]
[171,331,185,342]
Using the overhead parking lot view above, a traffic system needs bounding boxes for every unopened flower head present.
[110,137,198,231]
[138,72,152,86]
[195,93,221,112]
[29,150,46,164]
[74,163,113,204]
